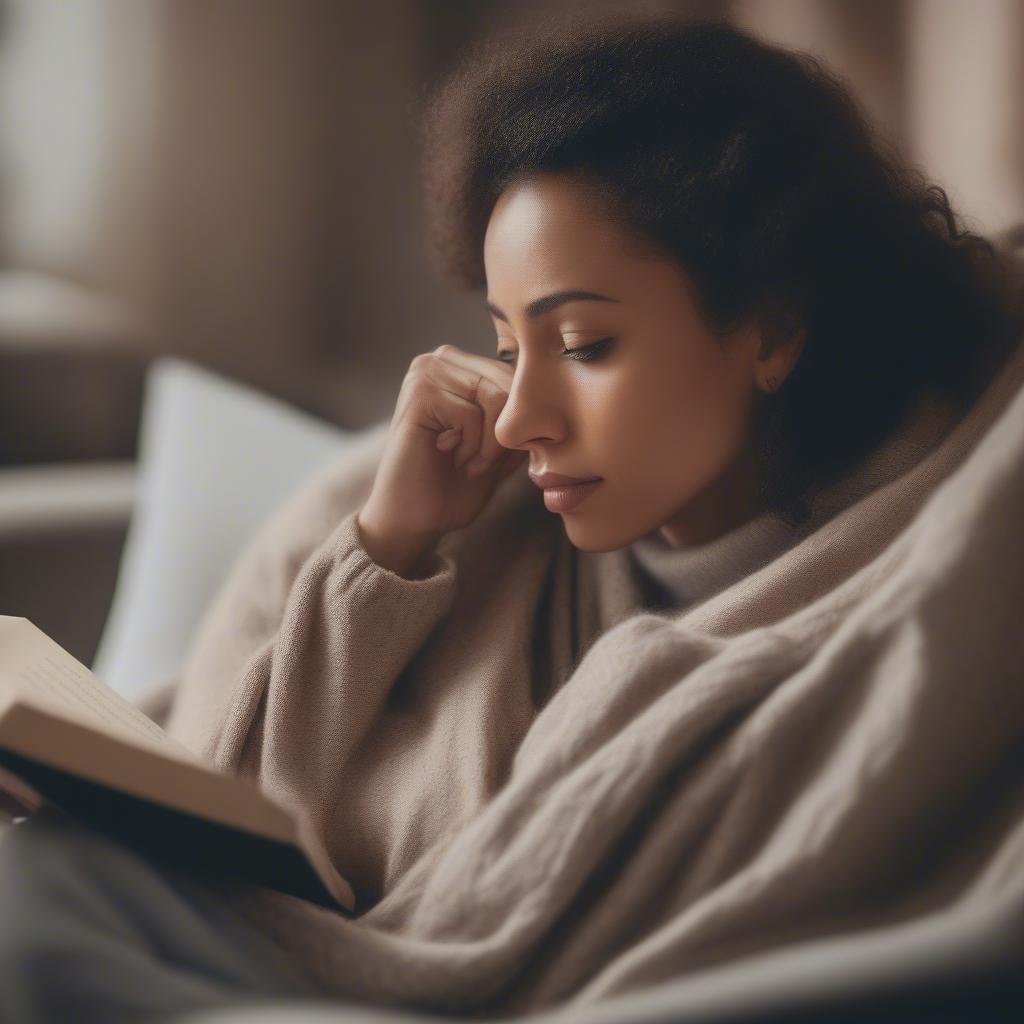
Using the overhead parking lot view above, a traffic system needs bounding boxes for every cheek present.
[582,363,687,468]
[592,357,749,483]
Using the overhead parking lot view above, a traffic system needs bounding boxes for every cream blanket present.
[162,253,1024,1018]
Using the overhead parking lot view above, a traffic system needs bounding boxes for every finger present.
[402,366,481,465]
[470,375,509,467]
[431,344,514,395]
[440,363,516,474]
[406,357,480,459]
[426,355,506,468]
[433,386,482,468]
[435,426,461,452]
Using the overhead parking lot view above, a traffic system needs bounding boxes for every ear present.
[755,301,806,393]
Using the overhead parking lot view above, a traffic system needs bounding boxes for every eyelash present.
[496,337,614,365]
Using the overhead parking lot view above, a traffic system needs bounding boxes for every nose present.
[494,356,567,452]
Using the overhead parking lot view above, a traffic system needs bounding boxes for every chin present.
[560,517,639,554]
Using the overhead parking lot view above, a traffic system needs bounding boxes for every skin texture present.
[485,171,806,550]
[357,170,806,576]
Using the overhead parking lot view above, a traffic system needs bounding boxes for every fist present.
[357,344,529,564]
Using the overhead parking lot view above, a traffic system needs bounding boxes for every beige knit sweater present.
[163,251,1024,1017]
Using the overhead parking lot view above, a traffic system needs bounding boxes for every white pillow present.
[92,358,357,701]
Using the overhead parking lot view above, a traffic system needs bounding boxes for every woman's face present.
[486,172,793,551]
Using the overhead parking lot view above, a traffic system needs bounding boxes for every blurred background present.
[1,0,1022,669]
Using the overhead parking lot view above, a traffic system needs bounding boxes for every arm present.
[163,346,528,902]
[203,507,456,772]
[164,424,456,777]
[354,507,445,581]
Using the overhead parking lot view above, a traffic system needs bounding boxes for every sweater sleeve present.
[207,507,456,772]
[163,426,458,817]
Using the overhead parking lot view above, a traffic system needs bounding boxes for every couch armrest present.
[0,462,137,665]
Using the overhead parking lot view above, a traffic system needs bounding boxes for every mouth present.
[537,478,603,514]
[528,471,603,489]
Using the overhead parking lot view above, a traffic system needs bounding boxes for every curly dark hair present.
[416,4,1020,524]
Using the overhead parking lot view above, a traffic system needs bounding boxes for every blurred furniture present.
[0,271,150,466]
[0,271,150,664]
[92,357,356,702]
[0,461,136,671]
[3,353,1022,1022]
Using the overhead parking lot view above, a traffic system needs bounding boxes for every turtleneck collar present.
[628,389,964,611]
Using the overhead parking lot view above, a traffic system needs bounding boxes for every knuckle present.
[476,378,505,410]
[433,343,458,358]
[405,369,430,392]
[403,374,435,407]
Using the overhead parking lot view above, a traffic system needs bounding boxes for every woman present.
[358,8,1015,579]
[3,7,1023,1022]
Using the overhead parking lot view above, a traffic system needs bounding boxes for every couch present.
[18,358,1024,1022]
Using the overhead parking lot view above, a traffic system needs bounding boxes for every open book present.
[0,615,356,915]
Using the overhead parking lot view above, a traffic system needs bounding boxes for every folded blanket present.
[165,246,1024,1018]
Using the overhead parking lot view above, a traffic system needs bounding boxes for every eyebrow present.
[485,289,620,324]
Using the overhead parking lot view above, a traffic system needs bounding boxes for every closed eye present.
[496,337,614,365]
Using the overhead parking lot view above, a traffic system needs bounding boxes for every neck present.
[658,443,766,548]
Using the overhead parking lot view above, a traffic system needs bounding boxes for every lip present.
[529,471,603,489]
[539,478,603,514]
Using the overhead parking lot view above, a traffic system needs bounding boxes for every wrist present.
[355,508,444,580]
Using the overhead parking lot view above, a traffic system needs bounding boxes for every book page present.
[0,616,196,764]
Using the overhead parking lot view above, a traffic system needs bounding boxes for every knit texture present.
[163,246,1024,1018]
[629,386,963,611]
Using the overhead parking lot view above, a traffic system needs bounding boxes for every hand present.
[356,345,528,573]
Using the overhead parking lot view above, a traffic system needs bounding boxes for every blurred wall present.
[735,0,1024,234]
[1,0,1022,429]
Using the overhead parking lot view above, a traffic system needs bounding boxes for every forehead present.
[483,173,659,291]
